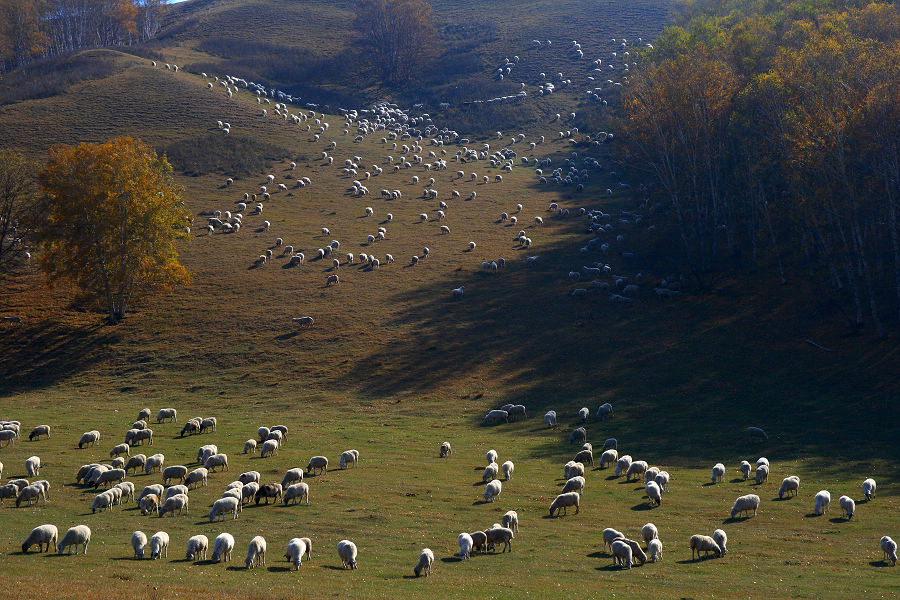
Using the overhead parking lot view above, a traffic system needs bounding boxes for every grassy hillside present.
[0,2,898,598]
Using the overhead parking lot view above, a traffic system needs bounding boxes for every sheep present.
[881,536,897,566]
[200,417,217,434]
[186,467,208,489]
[131,531,147,559]
[78,430,100,448]
[565,461,585,479]
[755,463,769,484]
[648,538,663,562]
[839,495,855,519]
[731,494,761,519]
[611,539,632,569]
[486,449,499,463]
[713,529,728,555]
[484,479,502,502]
[593,449,617,470]
[338,539,358,568]
[544,410,557,428]
[255,483,283,504]
[549,491,580,516]
[186,534,209,561]
[209,496,240,522]
[115,481,134,503]
[156,408,177,423]
[340,450,359,469]
[482,462,499,483]
[94,468,126,488]
[502,510,519,533]
[756,457,769,468]
[110,443,130,459]
[121,454,145,475]
[28,425,50,441]
[212,532,235,563]
[621,538,647,565]
[655,471,670,492]
[603,528,625,551]
[283,482,310,505]
[578,407,589,423]
[747,426,768,441]
[485,526,514,553]
[602,438,618,452]
[642,523,659,546]
[138,408,151,421]
[90,491,115,513]
[241,482,259,504]
[863,478,876,501]
[596,402,613,420]
[711,463,725,484]
[616,455,633,477]
[414,548,435,576]
[238,471,260,485]
[306,456,328,475]
[139,491,163,515]
[468,241,476,250]
[690,534,722,560]
[440,441,452,458]
[574,449,593,466]
[646,481,662,506]
[162,465,187,485]
[286,538,309,569]
[257,426,270,442]
[132,428,153,446]
[562,475,585,495]
[282,468,304,488]
[150,531,169,559]
[502,460,515,480]
[779,476,800,499]
[204,453,228,472]
[57,525,91,555]
[458,532,474,559]
[22,524,58,553]
[25,455,40,476]
[626,460,648,482]
[570,427,586,444]
[739,460,752,480]
[326,274,339,286]
[158,493,189,517]
[482,409,508,425]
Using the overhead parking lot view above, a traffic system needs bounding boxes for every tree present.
[354,0,437,86]
[34,137,190,323]
[0,150,39,273]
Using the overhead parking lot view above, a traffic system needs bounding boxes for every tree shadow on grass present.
[0,320,120,394]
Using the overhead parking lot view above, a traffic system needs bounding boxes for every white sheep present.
[484,479,502,502]
[711,463,725,484]
[482,462,499,483]
[25,455,40,477]
[260,439,279,458]
[238,470,260,485]
[150,531,169,559]
[611,539,632,569]
[561,475,585,495]
[212,532,235,563]
[502,510,519,533]
[814,490,831,515]
[615,455,633,477]
[646,481,662,506]
[338,539,358,569]
[501,460,515,480]
[839,495,855,519]
[57,525,91,555]
[186,534,209,560]
[642,523,659,546]
[339,450,359,469]
[690,534,722,560]
[414,548,434,577]
[78,430,100,448]
[881,536,897,566]
[485,527,514,552]
[544,410,557,428]
[458,532,473,559]
[731,494,761,519]
[131,530,147,559]
[599,449,618,469]
[245,535,267,568]
[739,460,752,480]
[486,449,498,463]
[626,460,648,482]
[204,453,228,472]
[209,496,240,522]
[756,463,769,484]
[286,538,309,569]
[603,528,625,551]
[282,468,304,488]
[440,441,452,458]
[648,538,663,562]
[283,482,310,505]
[862,478,876,501]
[159,493,189,517]
[22,524,58,553]
[713,529,728,555]
[91,490,115,513]
[778,476,800,499]
[655,471,670,492]
[549,491,580,516]
[306,456,328,475]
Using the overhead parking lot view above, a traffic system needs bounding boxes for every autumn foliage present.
[624,1,900,333]
[34,137,190,323]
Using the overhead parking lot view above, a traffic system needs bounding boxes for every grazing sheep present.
[158,493,189,517]
[212,532,235,563]
[131,531,147,559]
[260,439,279,458]
[739,461,752,480]
[132,428,153,446]
[110,443,130,459]
[78,430,100,448]
[440,441,452,458]
[57,525,91,555]
[755,463,769,484]
[139,494,160,517]
[138,408,151,422]
[713,529,728,555]
[238,471,260,485]
[756,457,769,468]
[111,457,125,469]
[156,408,177,423]
[621,538,647,565]
[139,483,164,502]
[150,531,169,559]
[603,528,625,551]
[565,461,585,479]
[863,478,877,501]
[779,476,800,499]
[204,453,228,472]
[306,456,328,475]
[162,465,187,485]
[285,538,309,569]
[485,527,514,553]
[186,534,209,561]
[483,410,508,425]
[124,454,146,474]
[414,548,435,576]
[544,410,557,428]
[200,417,217,434]
[484,479,502,502]
[209,496,241,522]
[502,510,519,533]
[578,407,589,423]
[254,483,283,504]
[839,495,855,519]
[338,539,358,569]
[25,455,40,477]
[646,481,662,506]
[257,427,270,442]
[282,468,304,488]
[549,491,580,516]
[616,455,633,477]
[470,530,488,553]
[611,540,632,569]
[648,538,663,562]
[90,491,114,513]
[570,427,586,444]
[339,450,359,469]
[747,426,768,441]
[326,274,339,286]
[813,490,832,515]
[599,449,618,469]
[711,463,725,484]
[486,449,499,464]
[596,403,613,420]
[458,533,474,559]
[0,429,15,447]
[881,536,897,566]
[731,494,761,519]
[28,425,51,441]
[483,462,499,482]
[690,534,722,560]
[655,471,671,492]
[642,523,659,546]
[562,475,585,495]
[602,438,618,452]
[626,461,648,482]
[241,482,259,505]
[245,536,267,568]
[501,460,515,481]
[94,468,126,489]
[22,524,58,553]
[115,481,134,503]
[186,467,208,489]
[283,482,310,505]
[574,449,593,466]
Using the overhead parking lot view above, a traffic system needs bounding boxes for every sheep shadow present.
[631,503,653,511]
[730,478,745,484]
[401,575,421,580]
[722,516,752,524]
[804,513,824,519]
[829,517,851,523]
[595,564,622,571]
[606,475,619,481]
[702,482,717,487]
[267,566,292,572]
[275,331,300,341]
[869,561,894,567]
[772,496,793,502]
[472,481,487,487]
[587,551,609,559]
[440,556,463,563]
[472,500,491,506]
[321,565,346,571]
[225,566,247,571]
